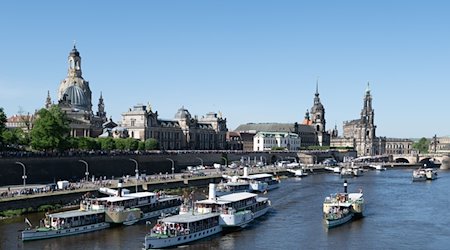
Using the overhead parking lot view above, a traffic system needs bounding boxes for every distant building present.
[5,114,34,131]
[121,104,228,150]
[428,135,450,154]
[234,83,330,150]
[46,45,107,137]
[302,83,330,146]
[331,83,386,156]
[385,138,414,155]
[226,131,243,150]
[253,131,301,151]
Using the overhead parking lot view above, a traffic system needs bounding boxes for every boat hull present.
[325,213,353,228]
[144,225,222,249]
[21,222,110,241]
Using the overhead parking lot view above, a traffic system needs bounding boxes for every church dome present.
[174,107,191,120]
[64,85,88,110]
[311,103,324,113]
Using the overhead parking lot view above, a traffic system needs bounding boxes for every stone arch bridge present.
[392,154,449,165]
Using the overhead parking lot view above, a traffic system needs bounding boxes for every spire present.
[45,90,52,109]
[315,78,319,97]
[304,109,310,120]
[97,91,106,118]
[366,82,370,94]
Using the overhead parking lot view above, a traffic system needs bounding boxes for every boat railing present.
[108,206,126,212]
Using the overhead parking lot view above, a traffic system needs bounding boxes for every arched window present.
[69,59,75,69]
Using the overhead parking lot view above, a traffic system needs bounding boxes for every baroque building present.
[46,45,107,137]
[253,131,301,151]
[121,104,228,150]
[385,138,413,155]
[331,83,386,156]
[234,83,331,150]
[302,82,330,146]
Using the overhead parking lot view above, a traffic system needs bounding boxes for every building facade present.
[428,135,450,154]
[331,83,386,156]
[46,45,107,137]
[385,138,414,155]
[253,131,301,151]
[234,83,330,150]
[121,104,228,150]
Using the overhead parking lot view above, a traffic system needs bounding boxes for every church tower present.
[45,90,52,109]
[358,82,377,155]
[310,82,326,133]
[57,44,92,112]
[310,81,328,146]
[97,92,107,120]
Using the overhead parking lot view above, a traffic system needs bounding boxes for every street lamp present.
[129,158,139,193]
[15,161,27,187]
[166,158,175,177]
[78,160,89,182]
[196,157,204,167]
[221,157,228,168]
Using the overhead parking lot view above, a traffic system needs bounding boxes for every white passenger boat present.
[216,179,251,196]
[323,180,364,228]
[368,164,386,171]
[240,173,279,192]
[424,168,438,180]
[287,168,308,177]
[143,184,271,249]
[21,209,110,241]
[21,181,182,241]
[412,168,426,181]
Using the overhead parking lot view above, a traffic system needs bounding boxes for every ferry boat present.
[240,173,279,192]
[425,168,438,180]
[412,168,427,181]
[143,183,271,249]
[215,178,251,197]
[412,168,437,181]
[21,181,182,241]
[323,180,364,228]
[287,168,308,177]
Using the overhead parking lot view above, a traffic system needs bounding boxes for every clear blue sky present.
[0,1,449,138]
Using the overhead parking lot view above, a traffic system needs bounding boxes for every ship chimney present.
[208,183,216,201]
[344,179,348,193]
[118,179,123,197]
[243,167,249,177]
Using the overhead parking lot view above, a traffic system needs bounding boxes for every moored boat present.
[21,180,182,241]
[143,183,271,249]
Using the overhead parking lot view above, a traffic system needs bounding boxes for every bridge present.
[392,153,449,166]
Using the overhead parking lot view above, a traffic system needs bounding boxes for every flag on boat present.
[25,217,32,227]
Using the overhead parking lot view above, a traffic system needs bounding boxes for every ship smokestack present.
[344,179,348,193]
[209,183,216,201]
[118,179,123,197]
[243,167,249,177]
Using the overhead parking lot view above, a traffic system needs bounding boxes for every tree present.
[413,137,429,153]
[0,107,7,149]
[98,138,115,151]
[125,138,139,151]
[138,141,145,150]
[30,106,70,151]
[145,138,159,150]
[115,138,127,150]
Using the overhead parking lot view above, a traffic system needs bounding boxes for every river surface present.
[1,168,450,250]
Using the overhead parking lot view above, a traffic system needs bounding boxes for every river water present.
[1,168,449,250]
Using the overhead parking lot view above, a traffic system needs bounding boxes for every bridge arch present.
[395,158,410,163]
